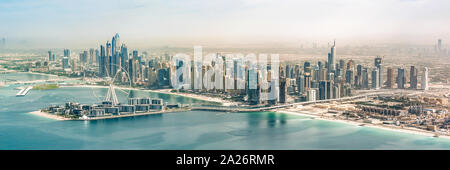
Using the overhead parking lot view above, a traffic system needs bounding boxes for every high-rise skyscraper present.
[410,66,418,89]
[397,68,405,89]
[346,60,354,70]
[111,34,120,77]
[81,51,88,65]
[326,81,334,99]
[319,80,327,100]
[89,48,95,64]
[362,68,369,89]
[345,70,354,85]
[356,64,362,88]
[327,40,336,73]
[296,75,304,94]
[99,45,106,77]
[339,59,345,70]
[303,62,310,75]
[112,33,120,56]
[285,65,290,78]
[386,67,394,88]
[371,68,379,89]
[279,78,287,103]
[48,51,52,61]
[307,89,316,102]
[106,41,112,77]
[62,57,69,70]
[421,67,429,90]
[120,44,128,71]
[95,49,99,66]
[374,57,383,88]
[64,49,70,58]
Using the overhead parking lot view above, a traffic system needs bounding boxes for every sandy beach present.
[276,110,450,140]
[29,110,71,121]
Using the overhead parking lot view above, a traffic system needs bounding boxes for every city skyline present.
[1,0,450,48]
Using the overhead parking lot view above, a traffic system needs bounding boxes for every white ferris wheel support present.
[103,64,131,106]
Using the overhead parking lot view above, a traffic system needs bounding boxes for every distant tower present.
[64,49,70,58]
[99,45,106,77]
[48,51,52,61]
[374,57,383,88]
[346,60,354,70]
[106,41,112,77]
[362,68,369,89]
[410,66,418,89]
[397,68,405,89]
[345,69,354,85]
[62,57,70,70]
[339,59,345,70]
[319,80,327,100]
[112,33,120,56]
[386,67,394,88]
[421,67,429,90]
[279,77,287,103]
[438,39,442,51]
[307,89,316,101]
[111,33,120,76]
[89,48,95,64]
[371,68,379,89]
[120,44,128,71]
[328,40,336,73]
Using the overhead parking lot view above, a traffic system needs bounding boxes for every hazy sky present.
[1,0,449,48]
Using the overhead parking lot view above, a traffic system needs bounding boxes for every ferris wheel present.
[85,63,133,105]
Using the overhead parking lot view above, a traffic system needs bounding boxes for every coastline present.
[276,110,450,140]
[29,110,71,121]
[29,109,189,121]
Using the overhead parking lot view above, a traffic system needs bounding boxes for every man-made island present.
[35,97,189,121]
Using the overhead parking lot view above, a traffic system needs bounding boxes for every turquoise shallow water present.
[1,72,450,150]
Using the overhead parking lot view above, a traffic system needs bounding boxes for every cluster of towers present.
[97,34,173,87]
[281,41,353,102]
[385,66,428,90]
[53,37,431,105]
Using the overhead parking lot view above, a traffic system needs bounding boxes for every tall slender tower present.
[99,45,106,77]
[111,34,120,76]
[64,49,70,58]
[89,48,95,64]
[410,66,418,89]
[386,67,394,88]
[106,41,112,77]
[397,68,405,89]
[371,68,379,89]
[421,67,429,90]
[328,40,336,73]
[374,57,383,88]
[48,51,52,61]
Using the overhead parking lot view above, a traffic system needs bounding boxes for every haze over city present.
[1,0,450,48]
